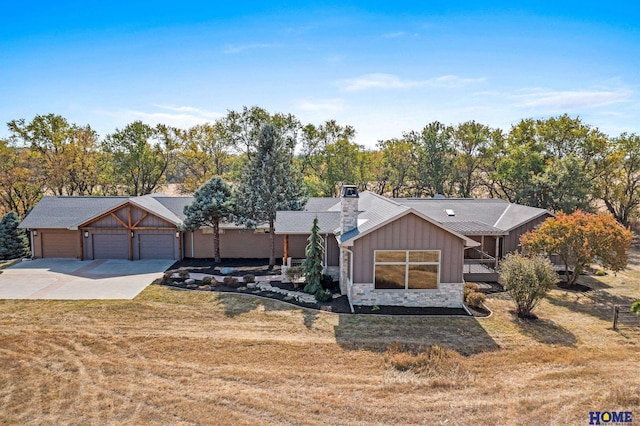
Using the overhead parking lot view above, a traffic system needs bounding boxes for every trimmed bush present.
[594,270,606,277]
[161,272,174,285]
[202,276,215,286]
[223,276,240,288]
[243,274,255,284]
[466,291,486,308]
[178,270,190,279]
[464,282,479,299]
[315,289,333,302]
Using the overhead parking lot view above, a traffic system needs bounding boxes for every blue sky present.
[1,1,639,147]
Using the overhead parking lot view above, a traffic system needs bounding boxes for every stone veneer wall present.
[349,282,464,308]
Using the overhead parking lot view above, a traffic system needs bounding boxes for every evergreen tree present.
[182,177,233,263]
[302,216,324,295]
[0,212,30,260]
[234,124,305,265]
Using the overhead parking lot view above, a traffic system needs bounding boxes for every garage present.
[92,233,129,259]
[41,230,80,258]
[139,233,176,259]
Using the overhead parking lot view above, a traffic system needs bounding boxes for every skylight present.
[445,209,455,217]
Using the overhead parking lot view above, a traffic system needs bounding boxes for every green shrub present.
[499,253,558,318]
[178,270,190,279]
[321,274,335,289]
[202,276,215,286]
[161,272,173,284]
[243,274,255,284]
[285,266,303,282]
[223,276,240,288]
[466,291,486,308]
[315,289,333,302]
[595,270,606,277]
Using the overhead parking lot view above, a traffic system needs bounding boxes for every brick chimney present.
[340,185,359,234]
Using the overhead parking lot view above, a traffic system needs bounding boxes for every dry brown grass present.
[1,253,639,425]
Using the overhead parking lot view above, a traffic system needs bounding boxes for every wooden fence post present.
[612,305,619,330]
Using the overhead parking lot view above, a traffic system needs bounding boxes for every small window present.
[374,250,440,290]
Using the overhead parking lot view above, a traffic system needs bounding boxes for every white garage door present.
[139,233,176,259]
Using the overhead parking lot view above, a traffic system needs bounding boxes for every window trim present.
[373,250,440,290]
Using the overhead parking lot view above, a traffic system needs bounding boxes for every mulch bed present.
[167,258,281,276]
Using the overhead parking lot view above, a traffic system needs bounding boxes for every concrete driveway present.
[0,258,174,300]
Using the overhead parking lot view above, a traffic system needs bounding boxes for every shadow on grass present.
[512,315,577,346]
[333,315,500,356]
[546,289,637,322]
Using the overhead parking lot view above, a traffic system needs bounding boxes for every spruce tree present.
[303,216,324,295]
[234,124,305,265]
[0,212,30,260]
[182,177,233,263]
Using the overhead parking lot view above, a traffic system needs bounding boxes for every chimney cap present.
[341,185,359,198]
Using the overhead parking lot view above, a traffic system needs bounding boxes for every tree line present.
[2,106,639,226]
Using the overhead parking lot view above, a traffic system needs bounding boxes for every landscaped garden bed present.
[158,262,480,316]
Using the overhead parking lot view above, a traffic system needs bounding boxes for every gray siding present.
[502,214,552,255]
[352,213,465,284]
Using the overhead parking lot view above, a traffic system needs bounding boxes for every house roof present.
[20,194,187,230]
[273,192,552,243]
[275,211,341,234]
[334,192,478,247]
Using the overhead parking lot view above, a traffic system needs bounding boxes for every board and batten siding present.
[502,214,552,255]
[88,206,175,229]
[352,213,464,284]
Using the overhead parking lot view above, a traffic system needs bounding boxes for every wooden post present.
[612,306,619,330]
[283,234,289,265]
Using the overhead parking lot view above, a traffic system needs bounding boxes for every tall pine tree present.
[234,124,305,265]
[0,212,30,260]
[302,216,324,295]
[182,177,234,263]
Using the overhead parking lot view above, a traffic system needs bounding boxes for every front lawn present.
[0,251,638,424]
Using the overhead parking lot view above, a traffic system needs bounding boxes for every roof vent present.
[445,209,455,217]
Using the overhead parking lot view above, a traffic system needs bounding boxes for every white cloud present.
[297,98,345,113]
[514,89,631,109]
[94,104,224,129]
[428,75,486,88]
[338,73,485,92]
[223,43,273,54]
[382,31,406,38]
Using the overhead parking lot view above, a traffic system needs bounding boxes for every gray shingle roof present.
[275,211,341,234]
[20,194,187,229]
[19,196,129,229]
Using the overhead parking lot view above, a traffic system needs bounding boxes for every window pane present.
[408,264,438,289]
[409,251,439,263]
[375,265,406,289]
[375,251,406,262]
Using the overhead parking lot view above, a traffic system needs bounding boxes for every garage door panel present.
[42,231,79,258]
[93,233,129,259]
[139,233,175,259]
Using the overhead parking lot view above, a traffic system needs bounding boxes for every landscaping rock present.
[186,284,198,289]
[220,267,236,275]
[246,283,257,289]
[185,278,196,285]
[199,285,212,291]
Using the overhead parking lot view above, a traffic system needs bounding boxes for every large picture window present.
[374,250,440,290]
